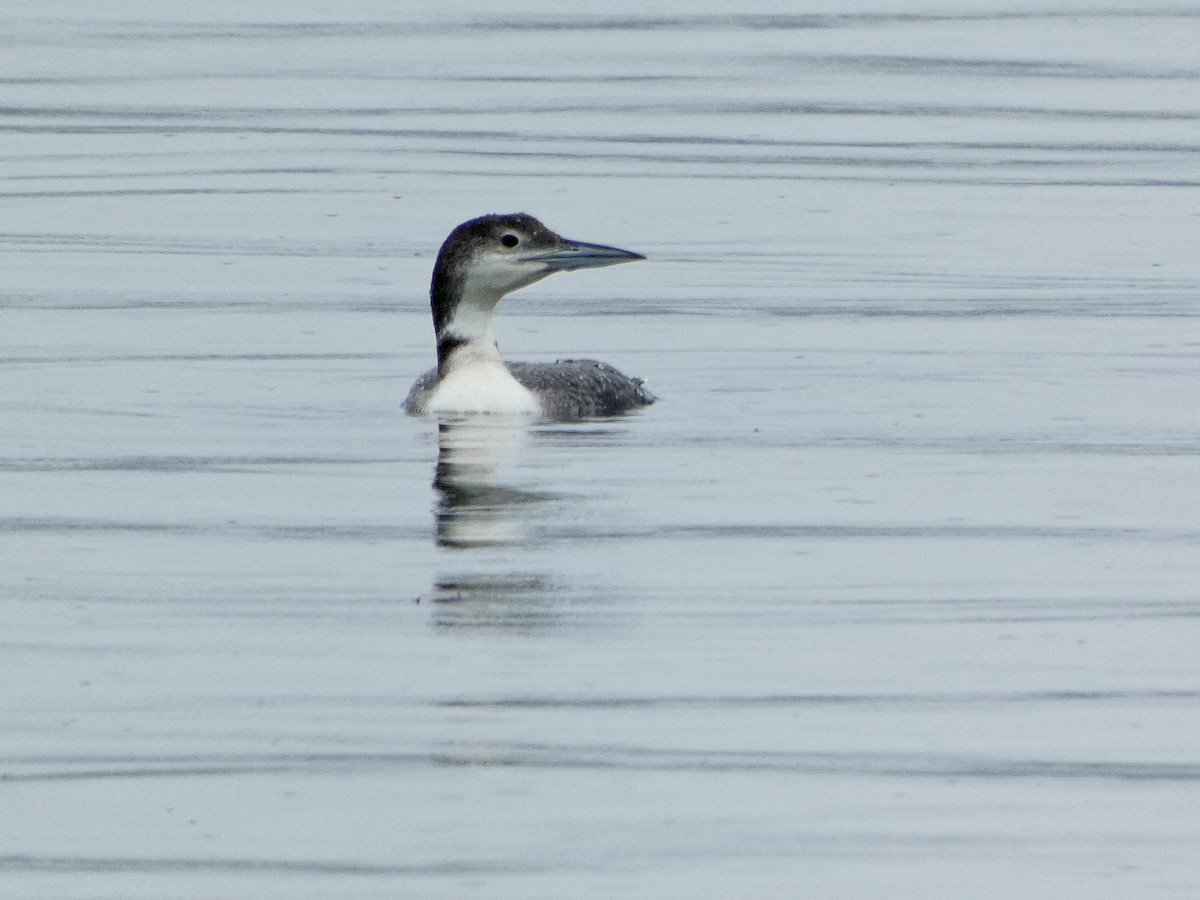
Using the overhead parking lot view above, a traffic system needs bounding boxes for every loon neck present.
[434,282,506,375]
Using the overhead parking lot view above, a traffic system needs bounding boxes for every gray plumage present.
[405,357,656,420]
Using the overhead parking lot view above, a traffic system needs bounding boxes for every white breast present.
[424,358,541,416]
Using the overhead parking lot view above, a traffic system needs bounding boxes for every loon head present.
[430,213,644,368]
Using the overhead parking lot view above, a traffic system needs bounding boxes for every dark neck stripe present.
[436,334,470,371]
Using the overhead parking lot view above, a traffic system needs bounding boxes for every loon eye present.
[500,233,520,249]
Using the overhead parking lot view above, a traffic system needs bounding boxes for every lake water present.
[3,2,1199,897]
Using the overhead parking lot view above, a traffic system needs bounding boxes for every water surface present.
[3,3,1199,898]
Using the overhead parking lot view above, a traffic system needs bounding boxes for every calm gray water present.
[3,3,1200,898]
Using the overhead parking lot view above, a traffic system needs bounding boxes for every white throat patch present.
[424,357,541,416]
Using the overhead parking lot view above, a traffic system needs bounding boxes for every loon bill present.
[403,213,656,420]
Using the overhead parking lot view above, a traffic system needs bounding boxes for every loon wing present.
[402,366,438,415]
[508,358,656,420]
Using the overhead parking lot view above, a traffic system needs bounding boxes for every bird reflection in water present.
[426,415,565,630]
[433,415,557,549]
[424,416,638,631]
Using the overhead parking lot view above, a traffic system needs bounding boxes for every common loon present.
[404,213,656,420]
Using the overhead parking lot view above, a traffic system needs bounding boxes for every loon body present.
[404,213,655,420]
